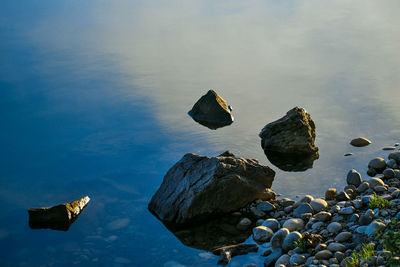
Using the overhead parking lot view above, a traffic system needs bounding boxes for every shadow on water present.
[163,214,254,251]
[189,115,233,130]
[264,150,319,172]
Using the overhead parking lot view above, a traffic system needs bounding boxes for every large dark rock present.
[148,151,275,226]
[28,196,90,231]
[259,107,318,155]
[188,90,234,129]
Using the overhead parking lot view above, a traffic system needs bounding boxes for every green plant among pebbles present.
[368,192,391,209]
[294,237,307,253]
[375,218,400,266]
[343,243,376,267]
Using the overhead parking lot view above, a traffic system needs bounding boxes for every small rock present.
[349,213,359,222]
[250,207,266,218]
[257,201,276,212]
[325,188,337,200]
[334,251,345,262]
[327,242,346,252]
[310,199,328,213]
[262,219,280,232]
[270,228,289,249]
[344,153,353,156]
[338,206,355,215]
[334,231,352,242]
[350,137,371,147]
[314,211,331,222]
[356,182,370,193]
[253,226,274,242]
[347,169,362,187]
[301,213,312,221]
[290,254,306,265]
[383,146,396,150]
[282,231,302,251]
[293,203,314,217]
[327,222,342,233]
[315,250,333,260]
[389,151,400,164]
[236,218,252,231]
[275,254,290,266]
[282,218,304,232]
[279,198,295,207]
[335,191,350,201]
[367,168,377,177]
[359,213,373,226]
[374,185,387,193]
[387,159,398,169]
[368,177,385,188]
[364,220,385,236]
[368,157,386,172]
[383,168,396,179]
[312,221,325,230]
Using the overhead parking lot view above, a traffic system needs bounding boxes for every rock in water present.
[259,107,318,155]
[350,137,371,147]
[188,90,234,129]
[28,196,90,231]
[148,151,275,225]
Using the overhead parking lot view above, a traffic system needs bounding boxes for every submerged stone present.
[28,196,90,231]
[188,90,234,129]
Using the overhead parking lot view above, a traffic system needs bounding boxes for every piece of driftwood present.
[28,196,90,231]
[212,244,258,266]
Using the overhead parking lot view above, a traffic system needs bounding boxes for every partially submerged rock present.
[188,90,234,129]
[148,151,275,226]
[259,107,319,155]
[28,196,90,231]
[212,244,258,266]
[350,137,371,147]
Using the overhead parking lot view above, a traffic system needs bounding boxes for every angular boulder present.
[28,196,90,231]
[148,151,275,225]
[259,107,318,155]
[188,90,234,129]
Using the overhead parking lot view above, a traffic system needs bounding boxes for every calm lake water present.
[1,1,400,266]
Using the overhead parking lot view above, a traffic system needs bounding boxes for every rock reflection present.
[165,214,254,251]
[189,117,233,130]
[264,150,319,172]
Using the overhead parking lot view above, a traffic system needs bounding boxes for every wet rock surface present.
[259,107,319,155]
[188,90,234,129]
[28,196,90,231]
[148,151,275,225]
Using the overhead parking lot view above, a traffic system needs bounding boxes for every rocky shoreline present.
[231,149,400,267]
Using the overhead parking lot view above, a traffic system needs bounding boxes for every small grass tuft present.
[368,192,391,209]
[343,243,375,267]
[294,237,307,253]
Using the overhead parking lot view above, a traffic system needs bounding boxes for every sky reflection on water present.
[1,0,400,266]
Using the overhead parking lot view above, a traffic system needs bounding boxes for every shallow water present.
[1,1,400,266]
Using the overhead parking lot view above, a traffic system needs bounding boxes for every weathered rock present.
[389,151,400,164]
[346,169,362,187]
[368,157,386,172]
[350,137,371,147]
[236,218,252,231]
[28,196,90,231]
[253,226,274,242]
[327,222,342,233]
[212,244,258,266]
[282,231,302,251]
[282,218,304,232]
[188,90,234,129]
[314,211,331,222]
[315,250,333,260]
[325,188,337,200]
[148,152,275,225]
[259,107,318,154]
[334,232,352,242]
[270,228,289,249]
[262,219,280,232]
[310,198,328,213]
[293,203,314,217]
[275,254,290,266]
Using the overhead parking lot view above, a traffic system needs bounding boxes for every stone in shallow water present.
[350,137,371,147]
[148,151,275,225]
[383,146,396,150]
[346,169,362,187]
[259,107,319,154]
[28,196,90,231]
[188,90,234,129]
